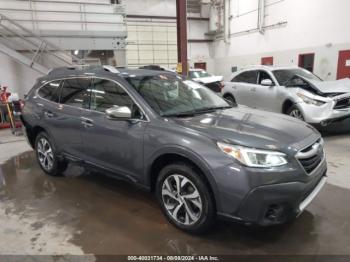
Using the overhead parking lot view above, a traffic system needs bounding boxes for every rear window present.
[37,80,61,102]
[232,71,258,84]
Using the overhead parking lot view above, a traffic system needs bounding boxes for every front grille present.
[299,154,323,174]
[334,97,350,109]
[297,140,324,174]
[205,81,222,93]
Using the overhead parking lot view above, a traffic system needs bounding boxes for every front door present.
[81,77,147,181]
[253,70,280,111]
[337,50,350,80]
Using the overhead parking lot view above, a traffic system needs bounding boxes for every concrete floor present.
[1,124,350,258]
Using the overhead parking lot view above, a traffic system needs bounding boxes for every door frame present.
[298,53,315,72]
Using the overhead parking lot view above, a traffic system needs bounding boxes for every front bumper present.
[233,172,327,226]
[216,147,327,226]
[298,102,350,124]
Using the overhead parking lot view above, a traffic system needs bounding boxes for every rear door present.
[230,70,259,107]
[54,77,92,158]
[34,80,63,146]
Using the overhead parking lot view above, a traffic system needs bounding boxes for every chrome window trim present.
[35,76,150,122]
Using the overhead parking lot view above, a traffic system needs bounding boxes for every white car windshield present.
[189,70,211,79]
[273,69,322,85]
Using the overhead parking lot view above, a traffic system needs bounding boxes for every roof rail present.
[47,65,120,75]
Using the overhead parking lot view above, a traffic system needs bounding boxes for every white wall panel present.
[211,0,350,80]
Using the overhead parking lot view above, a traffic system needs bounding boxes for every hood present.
[172,106,319,152]
[193,75,223,84]
[310,78,350,94]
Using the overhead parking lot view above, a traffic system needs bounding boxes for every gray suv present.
[21,66,327,233]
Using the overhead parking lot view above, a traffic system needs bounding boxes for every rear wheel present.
[287,105,305,121]
[35,132,68,176]
[156,163,215,234]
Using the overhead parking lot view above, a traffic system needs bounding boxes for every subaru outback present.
[21,66,327,233]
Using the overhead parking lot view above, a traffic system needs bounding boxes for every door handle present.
[250,87,257,92]
[81,117,94,128]
[36,103,44,107]
[44,111,54,118]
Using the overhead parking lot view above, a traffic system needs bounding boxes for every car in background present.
[189,69,224,93]
[22,66,327,233]
[222,66,350,126]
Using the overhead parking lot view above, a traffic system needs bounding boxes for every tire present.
[156,162,215,234]
[223,94,236,106]
[35,132,68,176]
[286,104,305,121]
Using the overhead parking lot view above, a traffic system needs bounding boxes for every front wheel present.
[156,163,215,234]
[35,132,68,176]
[287,105,305,121]
[223,94,237,106]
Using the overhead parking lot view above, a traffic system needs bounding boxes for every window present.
[38,80,61,102]
[232,71,258,84]
[273,69,322,86]
[90,78,137,115]
[60,78,92,109]
[258,71,274,85]
[126,75,229,116]
[189,70,211,79]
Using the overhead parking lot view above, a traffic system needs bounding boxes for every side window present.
[60,78,92,109]
[91,78,143,119]
[258,71,274,85]
[37,80,61,102]
[232,71,258,84]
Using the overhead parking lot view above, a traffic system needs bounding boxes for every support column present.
[176,0,188,76]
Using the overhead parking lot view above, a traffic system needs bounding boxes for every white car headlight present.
[217,142,288,168]
[297,93,325,106]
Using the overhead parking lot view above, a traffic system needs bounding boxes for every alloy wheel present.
[37,138,54,171]
[289,109,304,120]
[161,174,203,226]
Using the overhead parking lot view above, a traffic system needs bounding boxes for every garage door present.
[126,18,178,69]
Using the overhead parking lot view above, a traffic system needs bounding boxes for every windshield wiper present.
[162,106,233,118]
[162,111,196,117]
[193,106,233,113]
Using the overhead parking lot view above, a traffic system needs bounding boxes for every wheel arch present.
[146,147,220,212]
[26,125,46,148]
[282,99,295,114]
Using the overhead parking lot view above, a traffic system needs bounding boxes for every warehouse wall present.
[0,53,41,97]
[212,0,350,80]
[124,0,212,70]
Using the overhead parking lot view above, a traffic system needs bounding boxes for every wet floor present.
[1,151,350,256]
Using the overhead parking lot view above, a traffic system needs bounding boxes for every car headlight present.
[297,93,325,106]
[217,142,288,168]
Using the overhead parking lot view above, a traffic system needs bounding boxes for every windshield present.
[189,70,211,79]
[273,69,322,85]
[126,74,231,117]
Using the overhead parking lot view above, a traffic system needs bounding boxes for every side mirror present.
[261,79,273,86]
[106,106,132,120]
